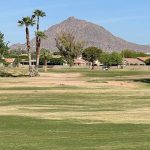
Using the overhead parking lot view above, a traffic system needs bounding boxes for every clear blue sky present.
[1,0,150,45]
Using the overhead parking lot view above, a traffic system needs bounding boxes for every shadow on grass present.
[134,78,150,84]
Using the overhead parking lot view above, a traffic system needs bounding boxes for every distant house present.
[4,58,15,65]
[123,58,146,66]
[74,56,87,66]
[20,59,36,66]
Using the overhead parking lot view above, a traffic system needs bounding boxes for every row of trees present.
[121,49,147,58]
[82,47,122,69]
[55,32,150,69]
[54,33,128,69]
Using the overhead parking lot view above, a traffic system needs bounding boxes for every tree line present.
[1,30,149,71]
[55,32,149,69]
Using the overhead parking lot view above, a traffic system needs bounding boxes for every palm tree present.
[33,10,46,73]
[18,17,35,77]
[35,31,47,69]
[40,48,51,72]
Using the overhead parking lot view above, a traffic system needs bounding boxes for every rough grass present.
[0,67,28,77]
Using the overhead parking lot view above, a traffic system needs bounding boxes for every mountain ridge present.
[10,16,150,53]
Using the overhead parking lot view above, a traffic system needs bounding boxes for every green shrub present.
[48,57,64,65]
[145,59,150,65]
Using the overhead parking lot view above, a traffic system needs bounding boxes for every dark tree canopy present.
[110,52,122,66]
[82,46,102,69]
[99,52,112,67]
[100,52,122,67]
[145,59,150,65]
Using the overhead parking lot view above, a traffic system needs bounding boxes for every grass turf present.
[45,68,150,78]
[0,116,150,150]
[0,69,150,149]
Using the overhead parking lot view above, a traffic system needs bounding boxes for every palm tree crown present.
[36,31,47,39]
[33,9,46,31]
[18,17,35,27]
[33,9,46,18]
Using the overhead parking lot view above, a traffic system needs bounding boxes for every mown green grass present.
[0,92,150,111]
[0,116,150,150]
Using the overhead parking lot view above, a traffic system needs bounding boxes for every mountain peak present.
[10,17,150,53]
[67,16,76,20]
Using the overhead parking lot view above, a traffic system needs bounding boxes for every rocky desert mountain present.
[10,17,150,53]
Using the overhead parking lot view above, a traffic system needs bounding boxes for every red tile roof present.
[4,58,15,63]
[74,58,86,64]
[123,58,145,65]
